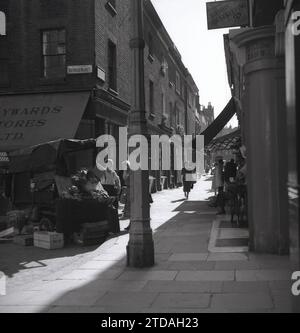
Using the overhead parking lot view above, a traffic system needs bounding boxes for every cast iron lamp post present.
[126,0,155,268]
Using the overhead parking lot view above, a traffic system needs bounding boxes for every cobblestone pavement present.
[0,176,293,313]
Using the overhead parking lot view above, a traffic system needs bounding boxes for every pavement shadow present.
[35,197,217,313]
[0,243,99,278]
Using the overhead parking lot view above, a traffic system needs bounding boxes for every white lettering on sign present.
[0,11,6,36]
[291,11,300,36]
[67,65,93,75]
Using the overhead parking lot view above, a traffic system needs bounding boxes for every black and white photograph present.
[0,0,300,317]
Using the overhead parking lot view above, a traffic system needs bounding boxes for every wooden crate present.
[34,232,64,250]
[74,221,109,246]
[13,235,34,247]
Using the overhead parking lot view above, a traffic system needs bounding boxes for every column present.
[126,0,155,268]
[233,26,289,254]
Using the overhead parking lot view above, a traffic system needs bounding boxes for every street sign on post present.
[206,0,249,30]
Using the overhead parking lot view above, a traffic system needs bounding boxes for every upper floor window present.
[162,92,166,115]
[149,80,154,115]
[175,72,181,94]
[188,91,194,107]
[108,40,117,92]
[42,29,66,79]
[148,33,154,62]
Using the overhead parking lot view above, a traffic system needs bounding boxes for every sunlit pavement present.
[0,176,292,313]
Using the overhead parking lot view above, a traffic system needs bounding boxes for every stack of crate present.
[34,232,64,250]
[74,221,109,246]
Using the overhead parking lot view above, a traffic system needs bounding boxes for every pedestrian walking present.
[182,162,195,200]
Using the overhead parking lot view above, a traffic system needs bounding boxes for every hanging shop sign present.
[67,65,93,75]
[0,11,6,35]
[206,0,249,30]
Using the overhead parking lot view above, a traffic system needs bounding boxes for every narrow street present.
[0,177,291,313]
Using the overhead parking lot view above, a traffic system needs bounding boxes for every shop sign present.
[0,11,6,35]
[206,0,249,30]
[67,65,93,75]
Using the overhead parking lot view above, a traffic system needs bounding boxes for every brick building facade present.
[0,0,199,189]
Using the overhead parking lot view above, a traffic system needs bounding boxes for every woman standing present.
[99,160,121,210]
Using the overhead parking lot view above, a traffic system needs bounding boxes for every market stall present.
[4,139,118,247]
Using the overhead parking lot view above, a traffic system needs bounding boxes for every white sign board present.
[67,65,93,75]
[97,67,106,81]
[207,0,249,30]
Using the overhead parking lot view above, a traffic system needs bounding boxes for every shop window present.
[42,29,66,79]
[0,58,9,85]
[108,40,117,92]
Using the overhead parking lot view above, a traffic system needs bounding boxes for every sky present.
[151,0,238,127]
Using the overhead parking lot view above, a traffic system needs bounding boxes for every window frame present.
[41,28,66,79]
[149,80,154,116]
[107,39,118,93]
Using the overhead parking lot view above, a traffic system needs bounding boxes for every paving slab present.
[142,281,222,293]
[51,289,107,307]
[222,281,270,293]
[207,253,249,261]
[168,253,209,262]
[95,292,159,308]
[214,261,260,271]
[211,293,274,311]
[47,306,106,313]
[59,269,123,281]
[151,293,211,309]
[167,261,215,271]
[176,270,235,282]
[236,270,291,282]
[0,305,46,313]
[118,271,178,281]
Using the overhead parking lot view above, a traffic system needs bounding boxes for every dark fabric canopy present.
[201,98,237,146]
[207,129,241,152]
[8,139,96,174]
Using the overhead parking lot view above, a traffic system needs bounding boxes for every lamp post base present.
[127,229,155,268]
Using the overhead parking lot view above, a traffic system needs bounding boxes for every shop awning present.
[207,129,241,152]
[0,91,90,152]
[201,98,237,146]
